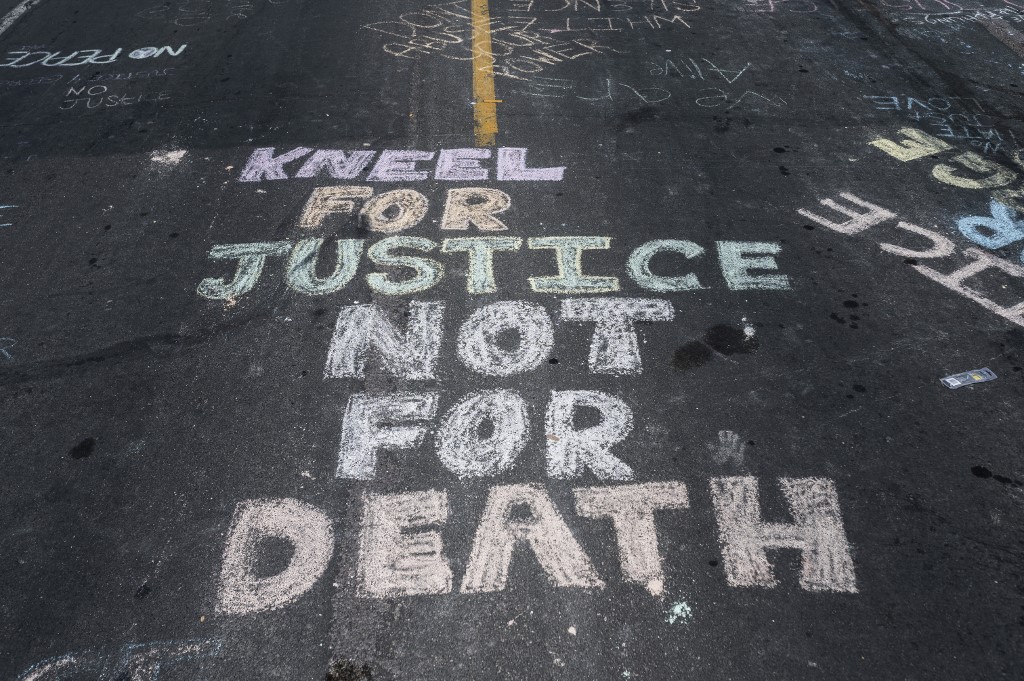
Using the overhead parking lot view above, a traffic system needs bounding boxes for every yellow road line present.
[471,0,498,147]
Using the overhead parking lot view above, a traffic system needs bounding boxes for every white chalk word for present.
[214,478,857,614]
[334,388,640,480]
[237,147,564,182]
[196,237,791,300]
[799,191,1024,327]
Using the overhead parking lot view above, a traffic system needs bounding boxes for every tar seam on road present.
[471,0,499,147]
[0,0,42,37]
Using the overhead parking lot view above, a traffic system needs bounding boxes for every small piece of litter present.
[941,367,997,389]
[666,601,693,624]
[567,626,577,636]
[151,149,186,166]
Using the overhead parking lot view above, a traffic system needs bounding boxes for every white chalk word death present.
[214,479,857,615]
[799,191,1024,327]
[868,126,1024,210]
[0,45,185,68]
[237,147,564,182]
[196,237,790,299]
[16,639,221,681]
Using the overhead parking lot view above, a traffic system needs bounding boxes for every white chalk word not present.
[324,298,670,382]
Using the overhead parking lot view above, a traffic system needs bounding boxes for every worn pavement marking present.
[0,0,41,37]
[471,0,499,147]
[980,18,1024,60]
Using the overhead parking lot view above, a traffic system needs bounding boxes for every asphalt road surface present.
[1,0,1023,679]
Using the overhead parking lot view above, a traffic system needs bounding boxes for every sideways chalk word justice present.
[798,191,1024,327]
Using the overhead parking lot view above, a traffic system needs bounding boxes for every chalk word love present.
[0,46,185,68]
[799,191,1024,327]
[868,126,1024,210]
[215,479,857,615]
[196,236,791,299]
[237,147,564,182]
[16,639,221,681]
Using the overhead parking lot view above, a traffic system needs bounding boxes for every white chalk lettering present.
[460,484,603,593]
[295,150,377,179]
[528,236,620,293]
[441,236,523,293]
[560,297,674,374]
[546,390,634,480]
[357,490,453,597]
[367,150,436,181]
[797,192,897,235]
[627,239,704,291]
[325,301,444,379]
[436,390,530,477]
[337,392,439,479]
[361,189,430,233]
[239,147,313,182]
[197,242,291,300]
[366,236,444,295]
[457,301,554,375]
[496,147,565,180]
[716,241,791,290]
[574,482,689,596]
[709,477,857,592]
[286,239,364,294]
[435,148,491,180]
[299,186,373,230]
[440,187,512,231]
[216,498,335,615]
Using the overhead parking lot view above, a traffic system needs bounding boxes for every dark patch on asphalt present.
[69,437,96,459]
[673,340,715,371]
[673,325,757,371]
[971,466,1024,486]
[327,660,373,680]
[778,165,790,176]
[617,105,659,131]
[134,583,151,599]
[704,324,757,355]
